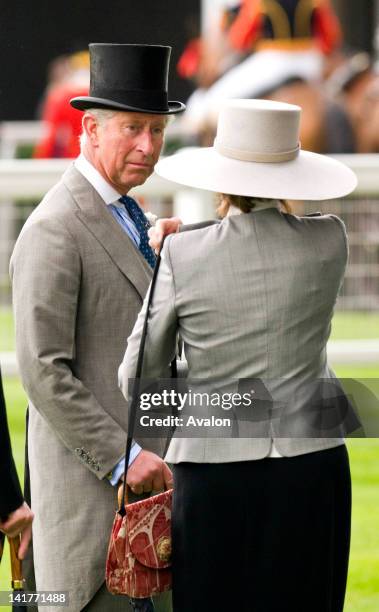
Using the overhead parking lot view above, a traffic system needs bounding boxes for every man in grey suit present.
[10,44,184,612]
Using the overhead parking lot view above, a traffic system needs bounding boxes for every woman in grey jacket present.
[119,99,357,612]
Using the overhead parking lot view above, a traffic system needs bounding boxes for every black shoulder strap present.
[119,238,175,514]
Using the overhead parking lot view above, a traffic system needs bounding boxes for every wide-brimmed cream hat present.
[156,99,357,200]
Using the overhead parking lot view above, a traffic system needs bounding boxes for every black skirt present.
[172,445,351,612]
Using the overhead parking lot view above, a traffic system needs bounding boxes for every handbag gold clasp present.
[156,536,171,562]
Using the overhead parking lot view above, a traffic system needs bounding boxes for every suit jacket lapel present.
[62,164,152,300]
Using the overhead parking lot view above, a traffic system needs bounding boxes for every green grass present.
[331,312,379,341]
[0,308,15,352]
[336,366,379,378]
[344,439,379,611]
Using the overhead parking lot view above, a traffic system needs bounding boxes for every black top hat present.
[70,43,185,114]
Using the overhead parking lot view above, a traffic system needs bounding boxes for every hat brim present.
[155,147,357,201]
[70,95,185,114]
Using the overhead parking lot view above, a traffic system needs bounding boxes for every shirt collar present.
[74,154,123,206]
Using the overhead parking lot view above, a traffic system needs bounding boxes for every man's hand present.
[0,502,34,560]
[124,449,173,495]
[148,217,183,253]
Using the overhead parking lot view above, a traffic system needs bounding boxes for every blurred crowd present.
[34,50,89,158]
[34,0,379,159]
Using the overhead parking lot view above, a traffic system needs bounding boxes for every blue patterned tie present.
[119,196,156,269]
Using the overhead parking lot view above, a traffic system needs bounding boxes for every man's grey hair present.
[79,108,174,150]
[80,109,116,149]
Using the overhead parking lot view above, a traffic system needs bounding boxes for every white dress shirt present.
[75,153,122,204]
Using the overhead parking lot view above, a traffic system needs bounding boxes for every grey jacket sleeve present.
[10,217,127,480]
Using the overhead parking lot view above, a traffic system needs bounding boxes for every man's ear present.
[82,113,99,147]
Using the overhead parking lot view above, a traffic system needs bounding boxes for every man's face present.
[92,111,167,194]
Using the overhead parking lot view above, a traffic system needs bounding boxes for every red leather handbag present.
[106,242,175,600]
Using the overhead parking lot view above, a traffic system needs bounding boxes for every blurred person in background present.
[325,50,379,153]
[176,2,245,132]
[10,43,184,612]
[180,0,344,149]
[34,53,73,117]
[0,366,34,561]
[34,50,90,158]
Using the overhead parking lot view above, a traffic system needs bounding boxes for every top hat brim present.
[70,95,186,114]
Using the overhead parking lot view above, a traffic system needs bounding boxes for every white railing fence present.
[0,155,379,311]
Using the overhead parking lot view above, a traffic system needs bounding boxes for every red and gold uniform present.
[228,0,342,54]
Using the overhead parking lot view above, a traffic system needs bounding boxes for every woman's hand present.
[148,217,183,253]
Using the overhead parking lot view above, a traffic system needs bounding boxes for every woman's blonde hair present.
[217,194,292,217]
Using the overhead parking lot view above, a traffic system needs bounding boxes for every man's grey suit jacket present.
[10,165,169,611]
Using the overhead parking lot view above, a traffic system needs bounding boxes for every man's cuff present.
[108,443,142,486]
